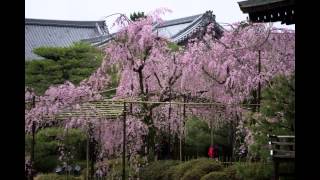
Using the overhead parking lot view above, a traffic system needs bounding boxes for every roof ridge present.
[171,14,204,40]
[171,11,222,43]
[156,13,203,28]
[25,18,106,28]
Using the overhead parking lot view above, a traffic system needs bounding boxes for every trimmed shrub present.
[162,158,223,180]
[223,165,238,179]
[106,158,130,179]
[139,158,224,180]
[140,160,180,180]
[25,127,87,173]
[35,173,81,180]
[30,127,61,173]
[182,168,207,180]
[181,159,223,180]
[234,162,273,180]
[81,168,88,179]
[200,171,228,180]
[76,160,88,170]
[185,118,211,158]
[33,155,59,173]
[168,158,205,180]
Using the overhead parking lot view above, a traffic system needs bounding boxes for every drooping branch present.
[201,66,228,85]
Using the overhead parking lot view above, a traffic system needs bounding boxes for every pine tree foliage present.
[25,42,103,94]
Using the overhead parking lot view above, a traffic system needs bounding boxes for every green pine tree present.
[130,11,146,21]
[245,74,295,161]
[25,42,104,95]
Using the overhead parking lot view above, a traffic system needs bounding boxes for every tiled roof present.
[156,14,202,28]
[25,18,107,28]
[170,14,205,43]
[25,19,108,60]
[154,11,223,44]
[81,33,115,47]
[25,12,224,60]
[84,11,223,47]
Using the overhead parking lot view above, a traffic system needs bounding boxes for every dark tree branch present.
[132,47,153,96]
[153,72,163,89]
[138,70,145,95]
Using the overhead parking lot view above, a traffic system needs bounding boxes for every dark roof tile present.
[25,18,106,28]
[156,14,202,28]
[25,19,108,60]
[25,12,224,59]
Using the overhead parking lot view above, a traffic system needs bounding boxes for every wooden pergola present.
[238,0,295,25]
[40,98,229,180]
[26,92,260,180]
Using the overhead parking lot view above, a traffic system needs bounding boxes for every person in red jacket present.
[208,145,214,158]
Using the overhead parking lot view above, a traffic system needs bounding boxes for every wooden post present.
[122,102,127,180]
[274,161,279,180]
[30,96,36,180]
[66,127,69,179]
[182,96,187,162]
[179,103,182,162]
[258,50,261,112]
[210,117,213,147]
[90,134,95,180]
[168,91,172,159]
[168,125,171,159]
[209,105,212,146]
[183,96,186,152]
[86,131,89,180]
[30,121,36,180]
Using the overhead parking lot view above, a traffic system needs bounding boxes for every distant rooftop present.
[154,11,223,44]
[156,14,202,28]
[25,19,109,60]
[25,18,107,28]
[25,11,224,60]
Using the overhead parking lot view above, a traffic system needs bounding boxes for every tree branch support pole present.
[258,50,261,112]
[210,116,214,160]
[209,105,213,149]
[168,90,172,159]
[183,96,186,161]
[30,96,36,180]
[30,121,36,180]
[86,131,89,180]
[66,127,69,179]
[211,116,213,147]
[179,102,182,162]
[122,102,127,180]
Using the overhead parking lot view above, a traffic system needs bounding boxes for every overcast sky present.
[25,0,294,32]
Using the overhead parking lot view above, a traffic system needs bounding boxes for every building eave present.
[238,0,295,25]
[25,18,106,28]
[238,0,294,13]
